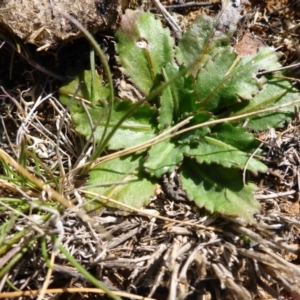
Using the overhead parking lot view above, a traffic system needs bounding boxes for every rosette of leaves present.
[59,7,300,222]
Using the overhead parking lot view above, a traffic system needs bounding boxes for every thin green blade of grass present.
[53,7,115,161]
[58,242,122,300]
[0,238,37,279]
[0,212,52,256]
[0,213,17,247]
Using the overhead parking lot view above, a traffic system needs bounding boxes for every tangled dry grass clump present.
[1,1,300,300]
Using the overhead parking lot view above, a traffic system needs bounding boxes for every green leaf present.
[196,47,281,111]
[144,141,189,177]
[116,9,174,95]
[59,70,110,113]
[59,70,157,149]
[157,63,179,128]
[86,154,155,209]
[176,14,234,73]
[158,76,174,129]
[188,136,267,174]
[176,13,281,112]
[72,98,157,149]
[230,77,300,130]
[181,159,260,222]
[177,74,198,115]
[159,63,198,125]
[178,112,212,144]
[210,122,259,152]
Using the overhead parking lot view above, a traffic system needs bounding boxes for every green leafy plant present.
[59,7,300,222]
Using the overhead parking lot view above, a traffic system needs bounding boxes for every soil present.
[1,1,300,300]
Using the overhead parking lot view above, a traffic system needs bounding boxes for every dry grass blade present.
[0,288,156,299]
[151,0,183,38]
[0,144,110,237]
